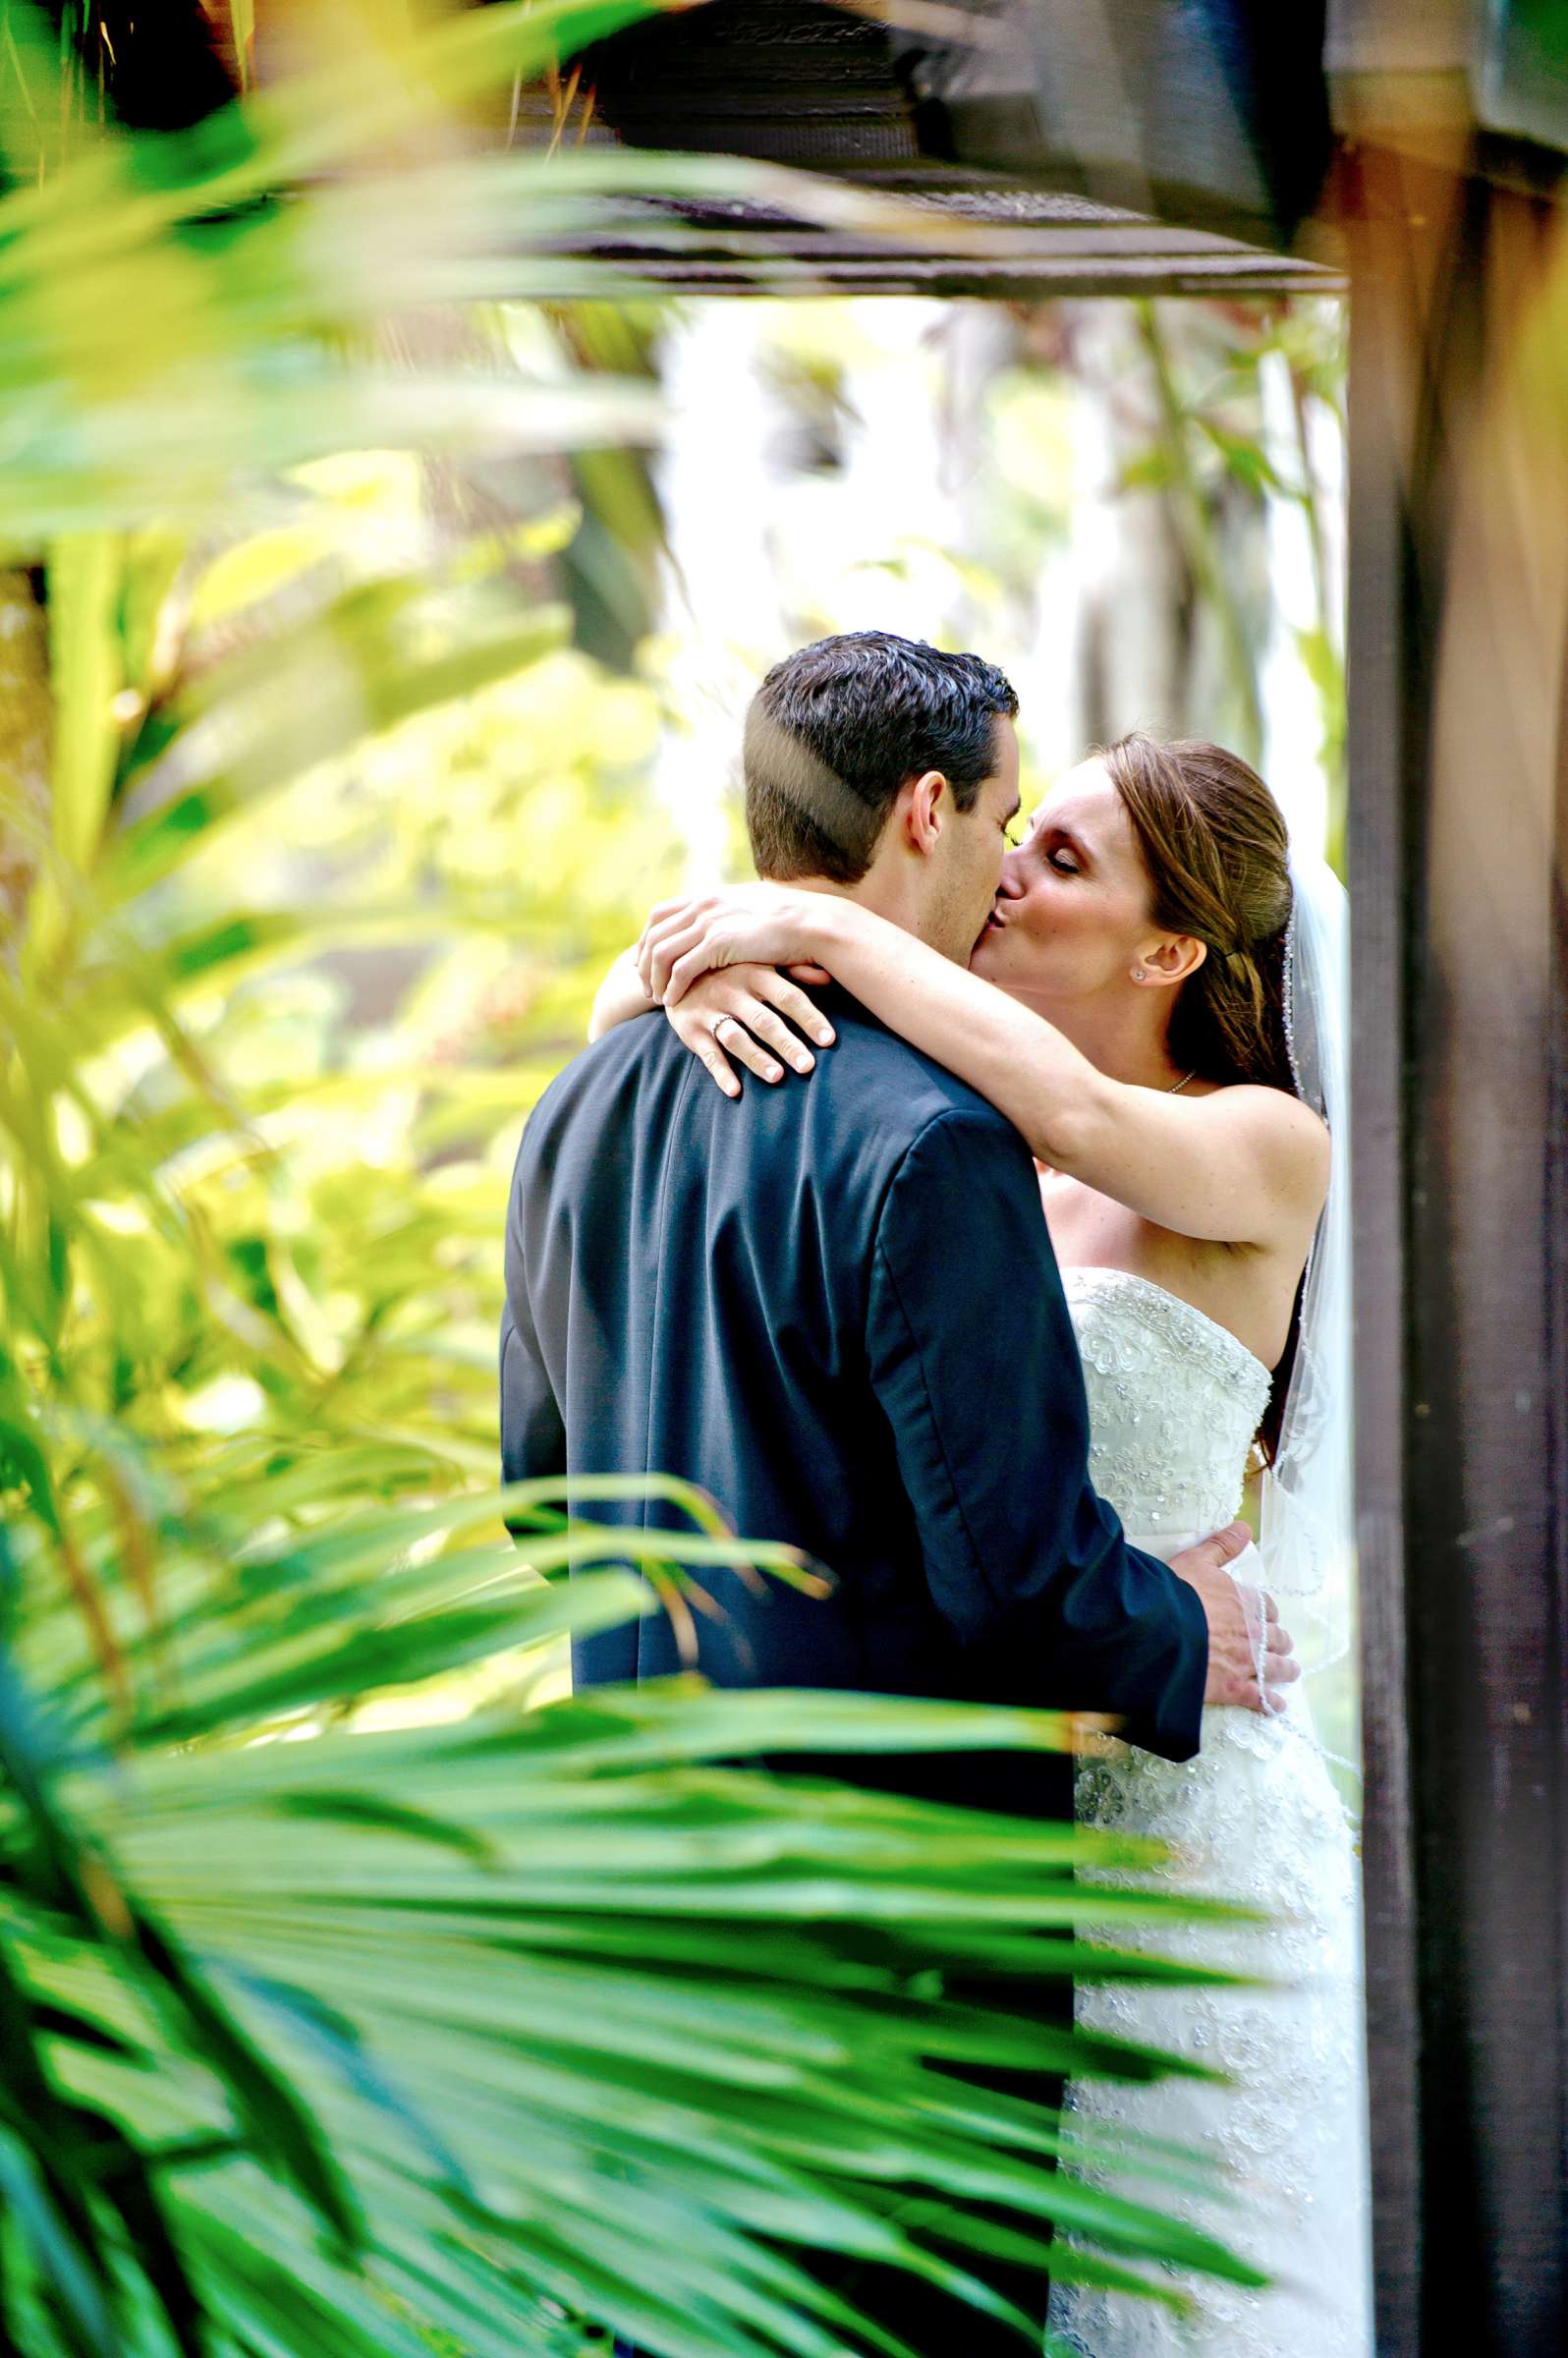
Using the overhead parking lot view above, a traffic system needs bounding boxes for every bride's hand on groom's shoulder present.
[661,965,836,1101]
[637,883,822,1005]
[1170,1522,1302,1715]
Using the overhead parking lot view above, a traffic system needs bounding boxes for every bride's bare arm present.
[588,948,655,1041]
[639,886,1328,1249]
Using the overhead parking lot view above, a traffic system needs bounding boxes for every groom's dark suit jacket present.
[501,985,1206,1825]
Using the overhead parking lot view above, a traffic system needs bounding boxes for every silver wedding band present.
[713,1015,739,1042]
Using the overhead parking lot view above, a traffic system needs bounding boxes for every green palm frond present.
[3,1497,1265,2358]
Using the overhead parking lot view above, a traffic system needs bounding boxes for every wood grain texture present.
[499,0,1343,293]
[1341,140,1568,2355]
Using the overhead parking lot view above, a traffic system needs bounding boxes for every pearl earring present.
[1132,965,1147,982]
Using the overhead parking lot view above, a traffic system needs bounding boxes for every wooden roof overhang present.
[500,0,1343,297]
[525,183,1341,300]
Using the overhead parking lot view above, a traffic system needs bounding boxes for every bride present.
[593,729,1372,2357]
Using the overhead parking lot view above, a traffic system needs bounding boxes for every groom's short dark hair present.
[743,631,1019,884]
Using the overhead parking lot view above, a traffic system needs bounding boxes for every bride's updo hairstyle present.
[1100,731,1302,1455]
[1099,732,1296,1098]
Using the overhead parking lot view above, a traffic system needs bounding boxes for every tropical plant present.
[5,1482,1270,2358]
[0,4,1270,2351]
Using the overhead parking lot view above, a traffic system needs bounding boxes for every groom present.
[501,630,1290,2350]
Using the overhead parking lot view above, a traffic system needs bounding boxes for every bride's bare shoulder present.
[1202,1082,1331,1212]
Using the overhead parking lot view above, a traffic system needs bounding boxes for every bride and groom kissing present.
[501,630,1372,2356]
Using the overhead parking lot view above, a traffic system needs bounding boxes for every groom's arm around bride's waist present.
[866,1100,1209,1761]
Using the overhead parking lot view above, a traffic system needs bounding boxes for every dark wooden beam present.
[565,0,1335,246]
[1342,138,1568,2355]
[509,0,1343,297]
[537,184,1341,297]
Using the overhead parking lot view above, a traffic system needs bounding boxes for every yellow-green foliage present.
[2,472,680,1593]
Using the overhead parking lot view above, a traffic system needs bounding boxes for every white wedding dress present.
[1045,1267,1374,2358]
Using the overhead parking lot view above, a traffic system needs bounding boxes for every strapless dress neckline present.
[1059,1264,1272,1544]
[1060,1263,1272,1381]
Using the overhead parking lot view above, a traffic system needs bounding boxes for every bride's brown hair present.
[1099,731,1296,1096]
[1097,731,1303,1457]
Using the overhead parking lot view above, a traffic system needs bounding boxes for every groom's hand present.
[1169,1522,1301,1713]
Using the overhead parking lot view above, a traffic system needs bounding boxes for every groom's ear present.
[900,768,950,857]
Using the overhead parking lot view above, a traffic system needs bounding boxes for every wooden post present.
[1344,139,1568,2355]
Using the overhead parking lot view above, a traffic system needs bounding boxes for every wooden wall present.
[1343,138,1568,2354]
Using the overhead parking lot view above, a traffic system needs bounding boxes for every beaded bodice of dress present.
[1062,1266,1272,1546]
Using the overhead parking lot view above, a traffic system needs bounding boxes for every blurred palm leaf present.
[3,1490,1265,2358]
[0,2,1029,545]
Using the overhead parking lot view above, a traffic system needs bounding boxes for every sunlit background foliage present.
[648,292,1344,881]
[0,4,1344,2354]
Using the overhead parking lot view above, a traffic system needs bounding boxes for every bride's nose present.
[996,852,1027,898]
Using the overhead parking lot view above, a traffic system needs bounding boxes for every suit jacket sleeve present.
[866,1104,1208,1761]
[500,1184,566,1491]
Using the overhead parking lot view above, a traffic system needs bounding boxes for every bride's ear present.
[1132,935,1206,990]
